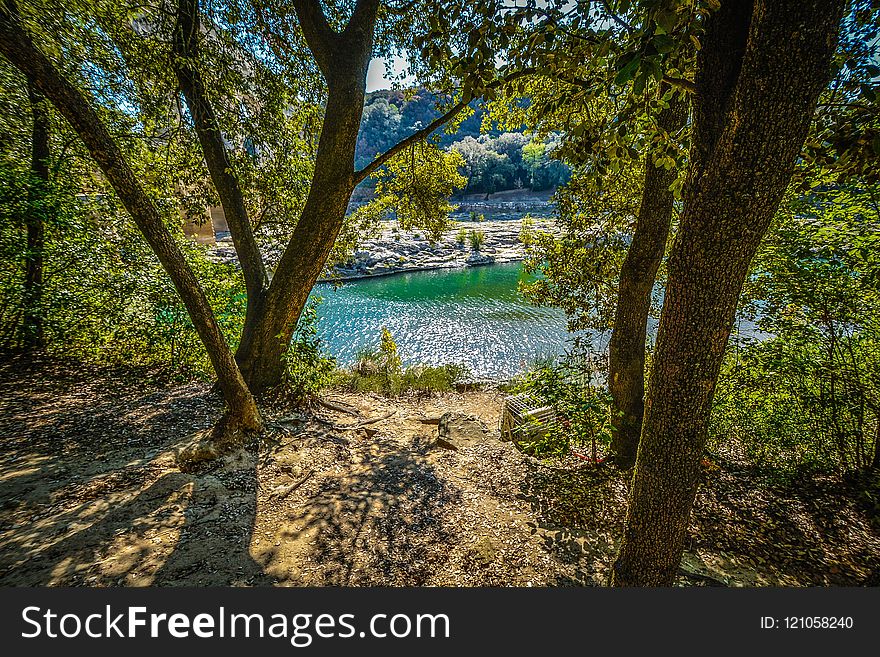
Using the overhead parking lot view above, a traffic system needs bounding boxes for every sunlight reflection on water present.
[310,262,580,378]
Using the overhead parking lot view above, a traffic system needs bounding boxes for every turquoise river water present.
[311,262,576,378]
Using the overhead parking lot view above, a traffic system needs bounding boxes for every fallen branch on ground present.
[316,397,362,417]
[314,410,396,431]
[271,469,314,501]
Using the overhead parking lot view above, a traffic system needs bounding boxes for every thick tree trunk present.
[611,0,844,586]
[22,79,48,350]
[0,2,262,457]
[608,91,687,468]
[234,0,378,393]
[235,87,363,392]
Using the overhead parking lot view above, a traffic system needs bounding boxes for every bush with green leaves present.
[468,229,485,252]
[280,297,338,403]
[710,181,880,476]
[509,351,613,459]
[342,326,468,395]
[0,155,250,377]
[517,162,645,333]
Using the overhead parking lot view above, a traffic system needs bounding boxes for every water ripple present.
[311,263,576,377]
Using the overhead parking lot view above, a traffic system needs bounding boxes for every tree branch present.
[354,96,469,184]
[291,0,337,77]
[600,0,635,34]
[172,0,268,299]
[341,0,381,68]
[251,0,301,64]
[662,75,696,95]
[0,0,258,419]
[347,0,382,35]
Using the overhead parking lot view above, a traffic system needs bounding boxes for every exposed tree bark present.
[611,0,844,586]
[171,0,269,328]
[22,78,48,350]
[233,0,380,392]
[168,0,381,393]
[0,1,262,458]
[608,90,687,468]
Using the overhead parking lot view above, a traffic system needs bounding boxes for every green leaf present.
[614,53,641,86]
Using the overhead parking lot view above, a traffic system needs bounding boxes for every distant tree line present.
[356,89,570,193]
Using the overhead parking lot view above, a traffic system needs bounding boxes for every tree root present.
[176,412,262,472]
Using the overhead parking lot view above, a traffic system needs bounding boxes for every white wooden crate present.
[500,393,557,444]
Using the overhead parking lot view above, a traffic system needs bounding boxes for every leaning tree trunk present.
[0,2,262,460]
[22,79,48,350]
[171,0,269,331]
[235,82,365,392]
[608,91,688,468]
[611,0,844,586]
[234,0,378,393]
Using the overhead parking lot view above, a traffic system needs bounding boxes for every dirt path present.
[1,358,877,586]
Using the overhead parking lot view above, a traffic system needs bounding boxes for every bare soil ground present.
[1,357,878,587]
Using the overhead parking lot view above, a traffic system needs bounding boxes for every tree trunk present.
[22,78,48,350]
[235,86,363,391]
[0,2,262,457]
[234,0,378,392]
[611,0,844,586]
[608,91,687,468]
[871,417,880,470]
[175,0,467,394]
[171,0,269,325]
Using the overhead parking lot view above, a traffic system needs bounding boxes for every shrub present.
[281,297,338,403]
[0,158,247,378]
[709,196,880,477]
[379,326,401,374]
[343,328,468,395]
[709,332,880,478]
[509,352,613,459]
[468,229,485,252]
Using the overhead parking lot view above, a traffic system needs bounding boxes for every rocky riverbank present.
[209,217,556,281]
[326,217,555,280]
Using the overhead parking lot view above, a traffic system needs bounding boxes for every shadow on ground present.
[258,436,461,585]
[0,357,270,586]
[517,461,628,585]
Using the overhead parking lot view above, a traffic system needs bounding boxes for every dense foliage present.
[508,350,614,459]
[356,88,571,194]
[710,178,880,475]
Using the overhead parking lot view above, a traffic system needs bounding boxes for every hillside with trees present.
[356,89,571,193]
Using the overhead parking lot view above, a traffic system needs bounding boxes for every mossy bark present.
[608,91,687,469]
[611,0,844,586]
